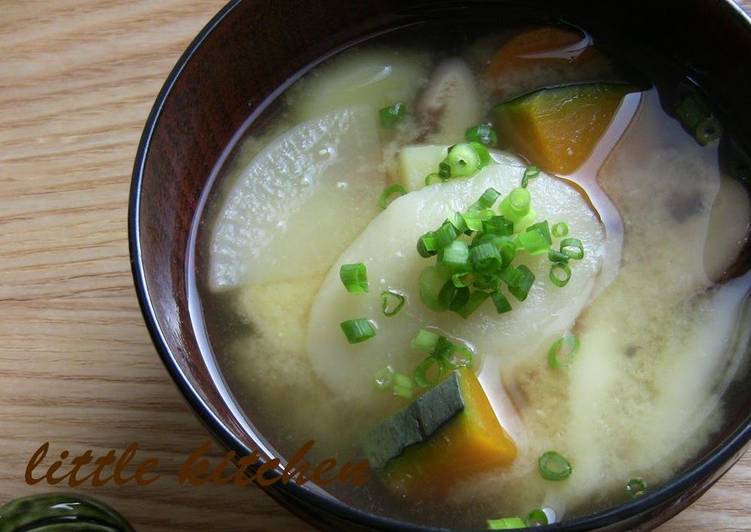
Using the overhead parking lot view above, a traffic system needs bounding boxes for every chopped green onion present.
[447,212,468,233]
[548,248,569,263]
[378,184,406,209]
[560,238,584,260]
[439,239,470,271]
[457,290,490,318]
[414,356,447,388]
[474,188,502,209]
[500,187,531,222]
[374,366,394,390]
[411,329,441,352]
[462,210,485,232]
[548,335,580,369]
[452,271,475,288]
[379,103,406,128]
[468,141,492,167]
[340,318,376,344]
[425,173,443,185]
[470,242,502,271]
[339,263,368,293]
[434,221,460,250]
[465,124,498,147]
[438,280,470,311]
[392,372,413,399]
[526,509,548,526]
[696,116,721,145]
[419,266,450,311]
[538,451,572,481]
[549,262,572,287]
[447,345,474,368]
[474,272,501,291]
[439,161,451,179]
[626,478,648,499]
[521,165,540,188]
[497,237,517,268]
[443,143,482,178]
[432,336,456,361]
[487,517,527,530]
[381,290,405,316]
[483,215,513,236]
[505,265,535,301]
[552,222,569,238]
[490,290,512,313]
[676,93,709,131]
[517,221,551,255]
[417,231,438,258]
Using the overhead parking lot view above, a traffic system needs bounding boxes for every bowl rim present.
[129,1,751,530]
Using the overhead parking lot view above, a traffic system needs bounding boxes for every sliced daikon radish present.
[289,50,430,122]
[306,156,606,405]
[417,59,483,144]
[208,106,384,290]
[398,144,448,191]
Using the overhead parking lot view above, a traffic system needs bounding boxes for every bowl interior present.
[131,1,751,530]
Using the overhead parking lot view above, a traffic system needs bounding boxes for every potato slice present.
[208,106,384,290]
[306,156,606,405]
[398,144,448,191]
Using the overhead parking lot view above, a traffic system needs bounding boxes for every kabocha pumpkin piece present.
[363,368,516,499]
[485,26,611,100]
[0,492,133,531]
[493,83,632,175]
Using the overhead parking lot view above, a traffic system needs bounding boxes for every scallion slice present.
[381,290,405,316]
[549,262,572,287]
[447,345,474,368]
[373,366,394,390]
[378,184,406,210]
[411,329,441,352]
[500,187,531,222]
[468,141,492,167]
[483,215,513,236]
[538,451,572,481]
[447,212,468,233]
[340,318,376,344]
[521,165,540,188]
[505,265,535,301]
[465,124,498,147]
[560,238,584,260]
[443,143,482,177]
[457,290,489,318]
[417,231,438,258]
[548,334,580,369]
[552,222,569,238]
[392,372,413,399]
[475,188,502,209]
[434,221,460,250]
[414,356,447,388]
[473,272,501,291]
[438,280,470,311]
[487,517,527,530]
[548,248,569,263]
[490,289,512,313]
[470,242,502,272]
[626,478,648,499]
[517,221,551,255]
[526,509,548,526]
[339,263,368,293]
[452,271,475,288]
[439,239,470,271]
[379,102,406,128]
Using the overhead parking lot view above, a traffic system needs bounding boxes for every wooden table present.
[0,1,748,530]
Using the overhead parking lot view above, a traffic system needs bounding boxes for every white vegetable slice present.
[289,50,430,122]
[208,106,384,290]
[417,58,483,144]
[306,156,606,405]
[398,144,448,191]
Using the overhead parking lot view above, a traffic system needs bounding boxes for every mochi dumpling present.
[208,106,384,290]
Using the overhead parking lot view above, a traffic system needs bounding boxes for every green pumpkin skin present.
[0,493,133,532]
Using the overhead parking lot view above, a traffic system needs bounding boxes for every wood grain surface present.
[0,1,748,531]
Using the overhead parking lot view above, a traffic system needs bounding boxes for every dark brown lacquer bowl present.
[129,1,751,530]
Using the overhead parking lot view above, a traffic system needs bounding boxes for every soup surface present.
[192,17,751,529]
